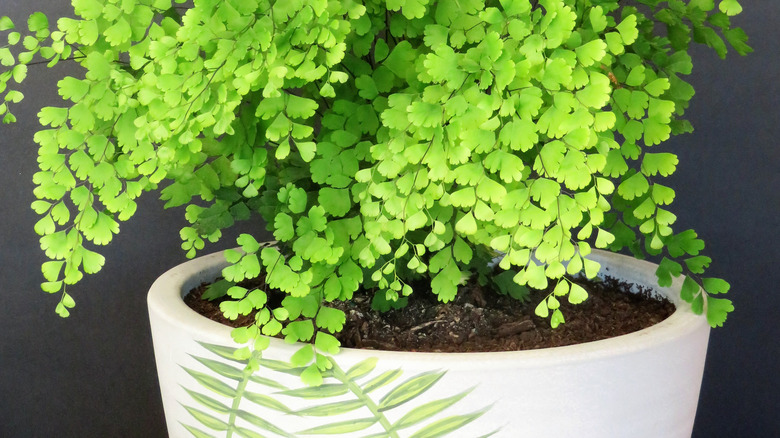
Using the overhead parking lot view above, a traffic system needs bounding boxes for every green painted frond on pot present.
[247,374,289,391]
[390,389,474,430]
[376,370,446,411]
[182,422,224,438]
[182,406,230,432]
[297,417,380,435]
[181,342,294,438]
[474,430,502,438]
[192,356,248,381]
[181,342,498,437]
[294,399,366,417]
[233,410,295,438]
[286,359,496,437]
[361,368,404,394]
[407,406,494,438]
[277,383,350,399]
[183,388,232,415]
[183,368,240,399]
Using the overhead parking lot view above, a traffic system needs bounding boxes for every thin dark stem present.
[24,55,86,67]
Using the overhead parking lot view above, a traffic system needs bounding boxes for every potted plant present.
[2,0,750,436]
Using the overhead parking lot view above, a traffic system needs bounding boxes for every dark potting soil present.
[184,274,675,353]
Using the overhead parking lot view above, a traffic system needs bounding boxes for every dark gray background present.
[1,1,777,437]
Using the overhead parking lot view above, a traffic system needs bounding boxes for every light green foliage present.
[5,0,746,353]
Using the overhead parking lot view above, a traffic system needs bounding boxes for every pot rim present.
[148,248,708,367]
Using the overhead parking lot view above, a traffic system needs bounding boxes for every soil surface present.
[185,273,675,353]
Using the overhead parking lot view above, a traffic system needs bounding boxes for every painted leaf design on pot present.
[361,368,404,393]
[183,388,232,415]
[181,342,500,437]
[294,399,366,417]
[234,409,294,437]
[377,371,446,411]
[180,342,294,438]
[344,356,378,379]
[277,383,350,399]
[241,392,294,414]
[407,406,493,438]
[297,417,380,435]
[182,422,222,438]
[192,355,247,380]
[247,374,289,391]
[391,389,474,430]
[183,406,230,431]
[183,368,239,399]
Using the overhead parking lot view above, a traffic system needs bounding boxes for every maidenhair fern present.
[1,0,749,380]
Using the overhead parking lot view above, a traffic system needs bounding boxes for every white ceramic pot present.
[148,250,710,438]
